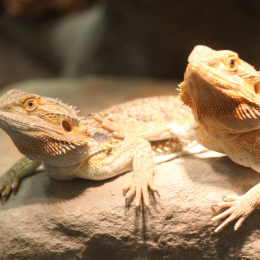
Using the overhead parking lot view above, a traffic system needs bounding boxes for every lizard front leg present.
[212,183,260,232]
[123,137,157,210]
[0,156,41,201]
[211,132,260,232]
[77,137,158,209]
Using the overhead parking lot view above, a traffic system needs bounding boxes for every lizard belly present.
[76,150,133,180]
[219,130,260,172]
[43,162,80,180]
[194,124,224,153]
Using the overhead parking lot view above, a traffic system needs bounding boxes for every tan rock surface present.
[0,77,259,259]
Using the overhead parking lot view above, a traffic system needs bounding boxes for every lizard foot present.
[123,176,159,212]
[101,115,172,140]
[0,171,20,202]
[211,194,256,232]
[101,115,137,139]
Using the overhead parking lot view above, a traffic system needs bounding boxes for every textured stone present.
[0,77,260,259]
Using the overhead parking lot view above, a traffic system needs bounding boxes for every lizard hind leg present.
[0,156,40,202]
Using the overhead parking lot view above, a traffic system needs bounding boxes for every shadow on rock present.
[180,153,260,194]
[0,169,118,210]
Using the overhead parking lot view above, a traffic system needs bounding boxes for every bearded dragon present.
[0,90,194,210]
[179,45,260,232]
[2,47,258,234]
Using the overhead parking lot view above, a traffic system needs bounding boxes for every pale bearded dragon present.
[104,45,260,232]
[179,45,260,232]
[0,90,194,211]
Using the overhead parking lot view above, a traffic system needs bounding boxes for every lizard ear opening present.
[254,81,260,94]
[62,120,72,132]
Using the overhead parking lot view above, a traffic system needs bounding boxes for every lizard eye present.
[230,59,235,67]
[25,99,38,112]
[62,120,72,132]
[227,56,239,72]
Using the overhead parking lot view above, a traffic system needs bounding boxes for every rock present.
[0,77,260,259]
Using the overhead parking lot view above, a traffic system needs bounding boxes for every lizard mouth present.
[180,62,260,121]
[0,110,65,136]
[190,62,253,90]
[0,110,87,149]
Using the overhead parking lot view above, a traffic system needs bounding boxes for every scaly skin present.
[180,45,260,232]
[0,90,194,210]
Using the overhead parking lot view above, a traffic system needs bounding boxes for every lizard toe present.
[1,185,12,199]
[216,201,234,208]
[101,117,121,134]
[135,186,142,207]
[148,181,160,198]
[222,194,239,202]
[0,184,4,194]
[0,172,22,200]
[123,182,132,196]
[234,216,247,231]
[125,184,136,202]
[141,184,150,208]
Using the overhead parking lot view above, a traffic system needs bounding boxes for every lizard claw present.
[211,194,256,232]
[0,185,11,202]
[150,185,160,198]
[145,205,151,215]
[125,197,133,207]
[125,197,129,207]
[0,172,20,202]
[135,205,141,216]
[1,197,6,205]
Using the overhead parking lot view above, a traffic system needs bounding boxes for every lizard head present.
[179,45,260,121]
[0,89,90,158]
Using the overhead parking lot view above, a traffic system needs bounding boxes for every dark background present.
[0,0,259,87]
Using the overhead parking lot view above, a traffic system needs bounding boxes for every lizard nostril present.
[254,81,260,94]
[62,120,72,132]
